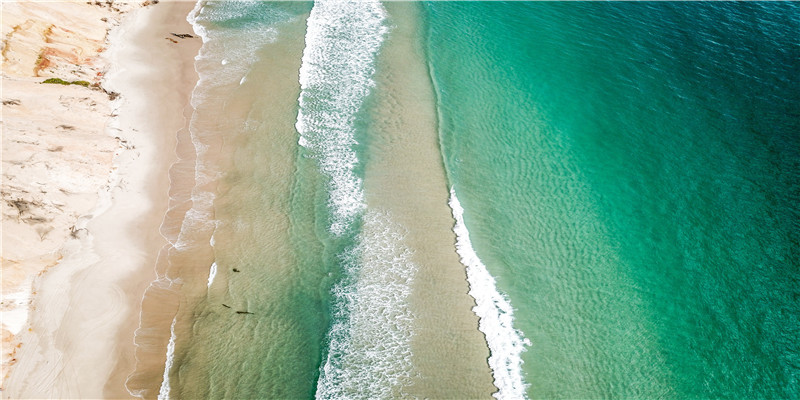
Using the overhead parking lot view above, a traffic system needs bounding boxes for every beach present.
[4,1,795,398]
[5,1,493,397]
[2,0,199,397]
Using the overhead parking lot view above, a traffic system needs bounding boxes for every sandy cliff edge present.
[1,0,200,397]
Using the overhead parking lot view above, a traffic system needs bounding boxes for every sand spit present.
[365,3,496,397]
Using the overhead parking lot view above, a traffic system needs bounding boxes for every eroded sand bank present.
[1,0,199,397]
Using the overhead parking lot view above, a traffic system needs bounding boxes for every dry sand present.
[1,0,199,397]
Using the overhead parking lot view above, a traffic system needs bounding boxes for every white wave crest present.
[316,210,418,399]
[449,188,531,399]
[294,0,387,236]
[157,316,178,400]
[206,261,217,288]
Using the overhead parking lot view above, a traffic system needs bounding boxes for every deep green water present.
[427,1,799,398]
[163,1,799,398]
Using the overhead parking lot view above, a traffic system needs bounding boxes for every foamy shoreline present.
[1,0,200,397]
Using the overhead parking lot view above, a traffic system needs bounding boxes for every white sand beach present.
[1,0,199,397]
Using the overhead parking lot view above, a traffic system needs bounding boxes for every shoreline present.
[103,1,201,397]
[2,0,201,397]
[4,2,497,397]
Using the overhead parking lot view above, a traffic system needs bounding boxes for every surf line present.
[157,316,178,400]
[295,0,388,236]
[295,0,423,398]
[449,188,531,399]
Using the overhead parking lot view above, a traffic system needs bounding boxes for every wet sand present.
[141,10,319,399]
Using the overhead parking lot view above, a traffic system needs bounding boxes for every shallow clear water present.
[156,1,799,398]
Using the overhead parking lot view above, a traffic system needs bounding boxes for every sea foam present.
[206,261,217,288]
[295,0,387,236]
[316,210,418,399]
[157,316,178,400]
[295,0,418,397]
[449,188,531,399]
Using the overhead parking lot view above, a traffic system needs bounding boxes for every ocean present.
[133,1,799,399]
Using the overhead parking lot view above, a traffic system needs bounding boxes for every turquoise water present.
[167,2,328,398]
[427,1,799,398]
[160,1,799,398]
[171,1,426,398]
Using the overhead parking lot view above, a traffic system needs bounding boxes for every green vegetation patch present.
[41,78,91,87]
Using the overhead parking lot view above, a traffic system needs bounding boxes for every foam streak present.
[206,261,217,288]
[449,188,531,399]
[294,1,420,396]
[157,316,178,400]
[316,211,418,399]
[295,0,387,236]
